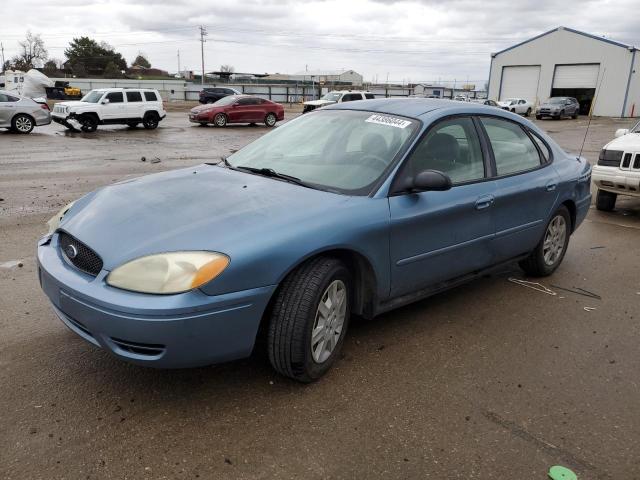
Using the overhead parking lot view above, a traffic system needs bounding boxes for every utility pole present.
[177,50,181,78]
[0,43,5,72]
[199,25,208,85]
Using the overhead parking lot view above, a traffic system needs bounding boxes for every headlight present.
[106,252,229,294]
[46,201,75,235]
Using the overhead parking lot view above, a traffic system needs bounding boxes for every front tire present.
[79,114,98,133]
[268,257,351,383]
[214,113,227,127]
[519,206,571,277]
[525,108,531,117]
[12,114,34,134]
[596,189,617,211]
[265,113,277,127]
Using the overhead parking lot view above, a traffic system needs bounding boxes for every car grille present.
[58,231,103,276]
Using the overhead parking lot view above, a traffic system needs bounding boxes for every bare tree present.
[220,64,235,73]
[14,31,48,69]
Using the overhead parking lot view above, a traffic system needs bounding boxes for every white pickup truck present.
[52,88,166,132]
[497,98,533,116]
[592,120,640,211]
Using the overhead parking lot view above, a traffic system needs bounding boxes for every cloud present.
[2,0,638,84]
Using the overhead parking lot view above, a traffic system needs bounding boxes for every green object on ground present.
[548,465,577,480]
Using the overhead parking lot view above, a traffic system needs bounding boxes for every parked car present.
[482,99,499,107]
[189,95,284,127]
[535,97,579,120]
[303,90,375,113]
[592,121,640,211]
[52,88,166,132]
[199,87,241,104]
[498,98,533,116]
[453,95,469,102]
[38,99,591,382]
[0,89,51,134]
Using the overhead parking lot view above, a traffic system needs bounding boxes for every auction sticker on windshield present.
[365,114,412,129]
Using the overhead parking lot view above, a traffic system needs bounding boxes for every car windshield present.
[81,91,104,103]
[548,98,566,104]
[213,95,238,106]
[227,110,419,195]
[321,92,341,102]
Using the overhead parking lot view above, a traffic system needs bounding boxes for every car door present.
[101,91,126,120]
[0,93,17,127]
[388,116,497,297]
[125,91,144,118]
[477,116,560,261]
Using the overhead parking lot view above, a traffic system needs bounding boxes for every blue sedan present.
[38,99,592,382]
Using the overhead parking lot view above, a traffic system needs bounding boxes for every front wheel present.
[214,113,227,127]
[12,114,34,134]
[595,189,617,211]
[525,108,531,117]
[264,113,277,127]
[268,257,351,382]
[79,115,98,133]
[519,206,571,277]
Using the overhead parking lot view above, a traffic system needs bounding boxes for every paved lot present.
[1,111,639,479]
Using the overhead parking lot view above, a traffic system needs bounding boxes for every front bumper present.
[592,165,640,197]
[38,234,276,368]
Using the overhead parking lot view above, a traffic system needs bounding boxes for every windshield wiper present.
[235,166,316,189]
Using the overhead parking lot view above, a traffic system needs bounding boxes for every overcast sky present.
[2,0,639,86]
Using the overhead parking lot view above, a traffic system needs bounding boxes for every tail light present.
[41,103,50,111]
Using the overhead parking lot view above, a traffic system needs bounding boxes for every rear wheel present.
[79,114,98,133]
[519,206,571,277]
[268,257,351,382]
[214,113,227,127]
[595,189,617,211]
[525,108,531,117]
[12,114,34,134]
[265,113,277,127]
[142,113,159,129]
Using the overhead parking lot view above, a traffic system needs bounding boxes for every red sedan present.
[189,95,285,127]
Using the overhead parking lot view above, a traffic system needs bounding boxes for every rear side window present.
[480,117,542,175]
[365,93,375,99]
[126,91,143,102]
[529,132,551,163]
[106,92,124,103]
[143,91,158,102]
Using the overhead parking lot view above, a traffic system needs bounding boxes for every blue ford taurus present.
[38,99,592,382]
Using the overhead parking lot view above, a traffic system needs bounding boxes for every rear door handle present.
[475,194,495,210]
[545,182,557,192]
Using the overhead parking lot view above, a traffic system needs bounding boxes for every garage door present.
[499,66,540,102]
[552,64,600,89]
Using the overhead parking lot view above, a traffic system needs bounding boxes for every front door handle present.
[475,194,495,210]
[545,182,557,192]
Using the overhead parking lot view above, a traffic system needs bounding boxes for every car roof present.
[325,98,457,117]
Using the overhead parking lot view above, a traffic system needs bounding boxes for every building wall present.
[623,50,640,117]
[488,28,637,116]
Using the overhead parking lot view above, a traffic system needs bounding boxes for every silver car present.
[0,90,52,134]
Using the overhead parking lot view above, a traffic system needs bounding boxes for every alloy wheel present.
[15,116,33,133]
[311,279,347,363]
[542,215,567,266]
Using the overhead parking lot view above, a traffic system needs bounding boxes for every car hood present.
[304,99,335,106]
[604,132,640,151]
[56,101,91,108]
[539,103,561,108]
[190,104,215,113]
[59,165,351,270]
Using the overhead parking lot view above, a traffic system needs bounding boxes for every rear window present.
[126,91,143,102]
[364,93,375,99]
[143,91,158,102]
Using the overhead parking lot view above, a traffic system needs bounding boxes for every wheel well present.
[79,112,99,121]
[144,110,159,118]
[562,199,576,232]
[12,112,34,123]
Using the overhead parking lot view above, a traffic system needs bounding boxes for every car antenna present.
[578,67,606,161]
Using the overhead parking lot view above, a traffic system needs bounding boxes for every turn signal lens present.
[107,252,229,294]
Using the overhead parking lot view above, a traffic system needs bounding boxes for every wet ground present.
[1,111,639,479]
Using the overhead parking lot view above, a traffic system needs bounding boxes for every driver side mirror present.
[615,128,629,138]
[101,98,110,105]
[403,170,452,193]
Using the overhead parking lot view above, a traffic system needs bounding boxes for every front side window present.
[404,117,485,184]
[213,95,237,106]
[238,98,258,105]
[227,110,418,194]
[126,91,143,102]
[480,117,542,175]
[106,92,124,103]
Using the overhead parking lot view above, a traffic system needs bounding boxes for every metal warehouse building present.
[488,26,639,117]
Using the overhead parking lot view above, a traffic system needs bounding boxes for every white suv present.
[303,90,375,113]
[592,121,640,211]
[52,88,166,132]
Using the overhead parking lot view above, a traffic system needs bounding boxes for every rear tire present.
[525,108,531,117]
[268,257,351,383]
[12,114,34,134]
[142,113,159,130]
[265,113,277,127]
[519,206,571,277]
[595,189,617,211]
